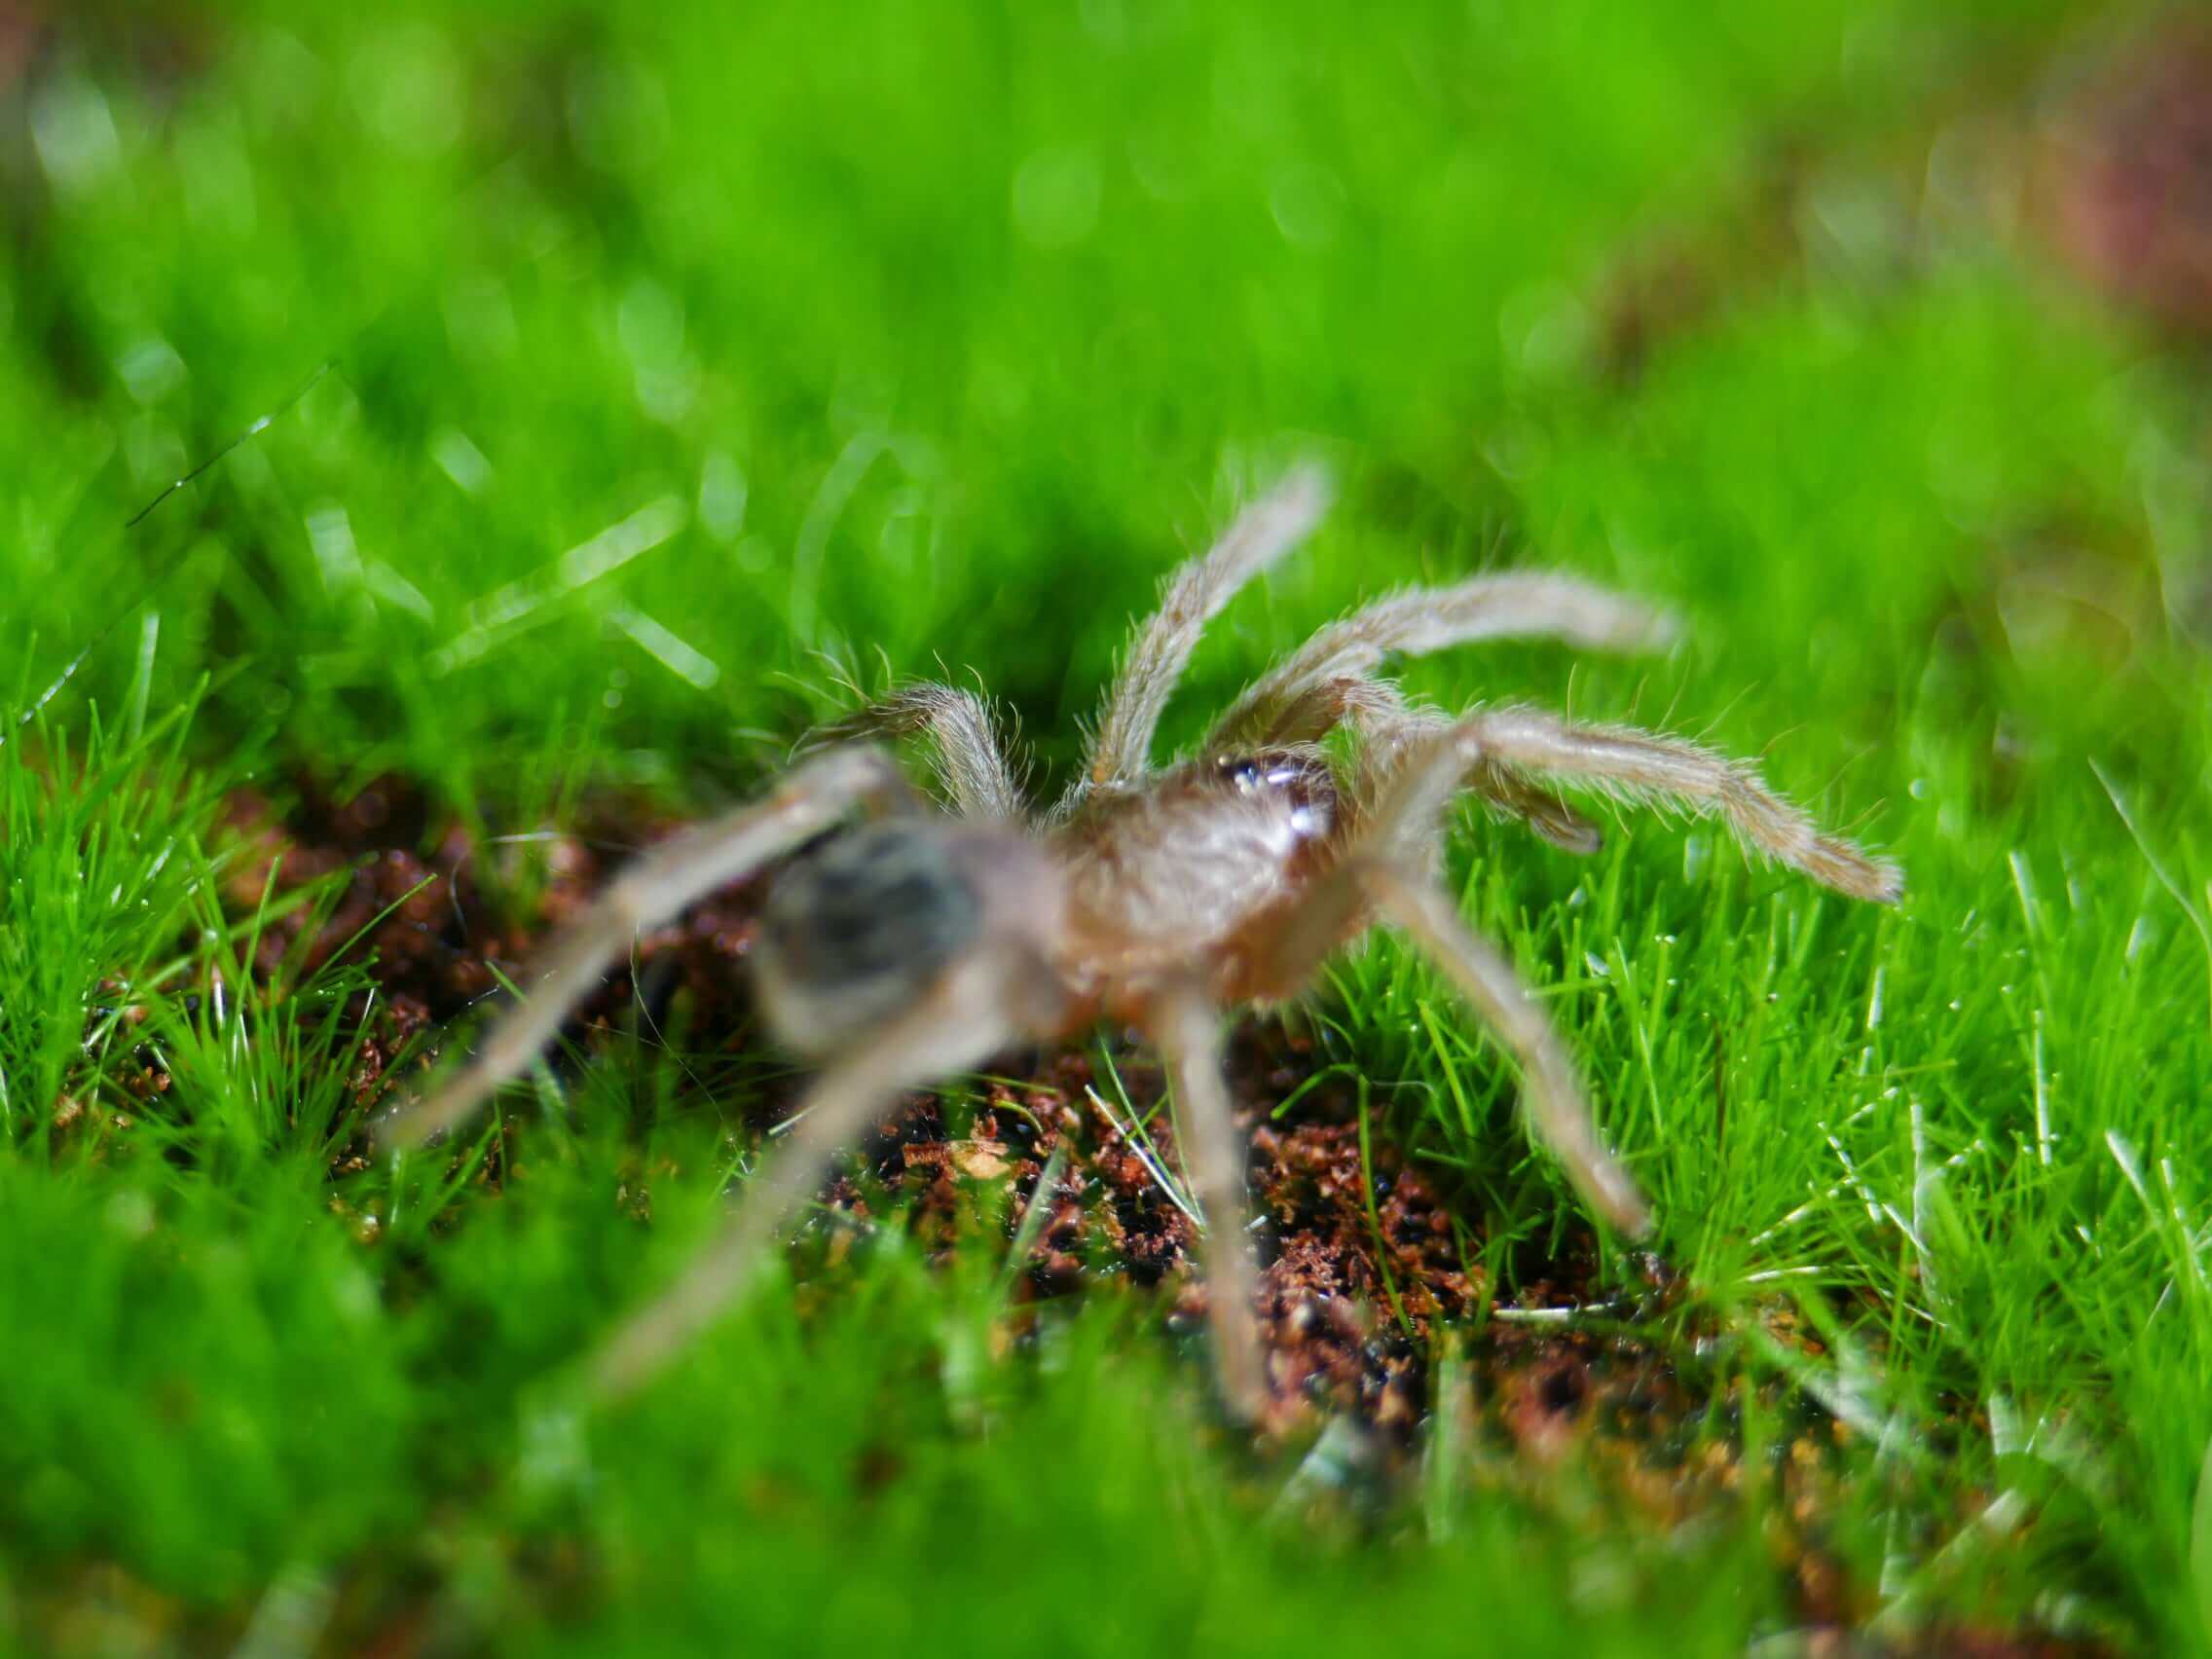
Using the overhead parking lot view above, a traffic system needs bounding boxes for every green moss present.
[0,0,2198,1650]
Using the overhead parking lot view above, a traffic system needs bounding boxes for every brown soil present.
[214,776,1636,1435]
[202,773,2102,1656]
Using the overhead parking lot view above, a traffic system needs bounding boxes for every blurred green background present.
[15,0,2164,801]
[6,1,2212,1653]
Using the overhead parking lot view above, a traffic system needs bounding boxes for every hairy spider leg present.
[812,683,1028,823]
[1230,815,1654,1239]
[1070,464,1333,806]
[1357,861,1652,1236]
[1151,986,1267,1420]
[1207,571,1678,754]
[1369,709,1903,903]
[1240,675,1608,855]
[380,745,914,1151]
[586,945,1027,1403]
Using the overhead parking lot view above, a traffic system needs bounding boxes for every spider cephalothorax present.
[1054,747,1341,1005]
[387,464,1899,1418]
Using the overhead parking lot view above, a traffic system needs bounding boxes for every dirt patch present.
[217,776,1629,1427]
[211,779,1685,1444]
[213,776,769,1139]
[197,775,2104,1655]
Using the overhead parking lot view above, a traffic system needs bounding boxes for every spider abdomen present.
[754,821,987,1054]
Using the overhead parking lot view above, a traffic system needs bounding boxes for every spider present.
[384,464,1899,1419]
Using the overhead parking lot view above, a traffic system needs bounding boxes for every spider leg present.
[812,682,1027,822]
[587,946,1021,1404]
[1068,464,1332,806]
[1228,848,1650,1238]
[1259,677,1606,855]
[1151,987,1267,1420]
[1207,572,1676,752]
[1462,758,1606,855]
[380,745,914,1151]
[1357,862,1652,1236]
[1369,707,1902,903]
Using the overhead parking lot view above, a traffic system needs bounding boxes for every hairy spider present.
[384,464,1900,1418]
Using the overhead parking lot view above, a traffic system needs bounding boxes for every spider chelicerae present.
[386,464,1899,1418]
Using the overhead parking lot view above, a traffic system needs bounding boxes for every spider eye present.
[1217,756,1263,792]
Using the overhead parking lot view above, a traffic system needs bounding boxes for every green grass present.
[4,0,2208,1651]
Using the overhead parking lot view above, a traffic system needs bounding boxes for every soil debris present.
[211,775,1668,1446]
[201,775,2104,1655]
